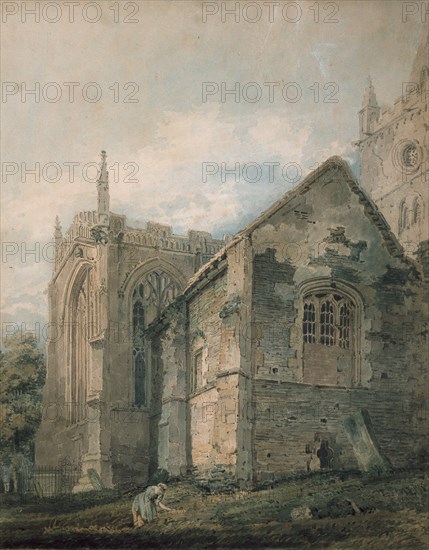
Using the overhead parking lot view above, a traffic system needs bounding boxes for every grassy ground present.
[0,469,428,549]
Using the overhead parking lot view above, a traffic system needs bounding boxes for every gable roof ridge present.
[184,155,410,293]
[336,162,405,259]
[243,155,347,234]
[243,155,407,259]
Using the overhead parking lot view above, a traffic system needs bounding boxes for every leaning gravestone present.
[345,409,392,473]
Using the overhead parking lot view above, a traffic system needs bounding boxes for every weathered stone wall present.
[147,266,243,479]
[108,409,150,486]
[155,303,188,478]
[144,160,427,485]
[148,250,253,481]
[186,239,255,483]
[187,270,235,472]
[188,270,227,381]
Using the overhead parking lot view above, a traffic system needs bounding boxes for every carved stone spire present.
[90,150,110,244]
[362,76,378,109]
[359,76,380,139]
[97,150,110,222]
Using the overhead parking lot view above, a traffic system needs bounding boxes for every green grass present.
[0,470,428,549]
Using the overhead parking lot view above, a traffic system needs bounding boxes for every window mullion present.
[333,298,338,347]
[315,298,320,343]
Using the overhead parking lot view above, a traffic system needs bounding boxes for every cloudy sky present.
[1,0,426,343]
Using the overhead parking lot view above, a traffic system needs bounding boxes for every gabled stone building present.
[36,25,428,490]
[149,156,427,485]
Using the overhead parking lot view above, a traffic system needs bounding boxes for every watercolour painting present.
[1,1,428,548]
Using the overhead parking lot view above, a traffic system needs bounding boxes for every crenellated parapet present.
[53,210,228,279]
[117,220,226,257]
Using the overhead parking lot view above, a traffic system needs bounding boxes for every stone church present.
[36,26,428,490]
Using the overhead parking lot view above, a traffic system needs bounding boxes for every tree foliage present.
[0,333,46,459]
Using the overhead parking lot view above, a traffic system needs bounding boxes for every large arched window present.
[301,289,359,387]
[399,201,408,232]
[70,267,96,423]
[132,285,146,407]
[131,270,181,408]
[304,293,354,348]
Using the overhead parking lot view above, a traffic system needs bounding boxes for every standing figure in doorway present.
[317,440,334,469]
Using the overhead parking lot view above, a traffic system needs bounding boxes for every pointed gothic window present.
[132,286,146,407]
[399,202,408,232]
[303,293,353,348]
[143,271,181,316]
[412,198,422,224]
[130,270,182,407]
[302,290,358,387]
[70,267,95,423]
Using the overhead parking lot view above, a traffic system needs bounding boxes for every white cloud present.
[1,4,423,336]
[112,105,313,234]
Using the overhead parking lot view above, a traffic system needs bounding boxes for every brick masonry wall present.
[252,380,426,480]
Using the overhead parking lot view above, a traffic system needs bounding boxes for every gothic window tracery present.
[303,293,353,349]
[320,299,335,346]
[301,290,358,387]
[338,302,352,349]
[135,271,181,317]
[400,197,424,232]
[132,290,146,407]
[131,270,181,407]
[402,143,419,168]
[303,302,316,344]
